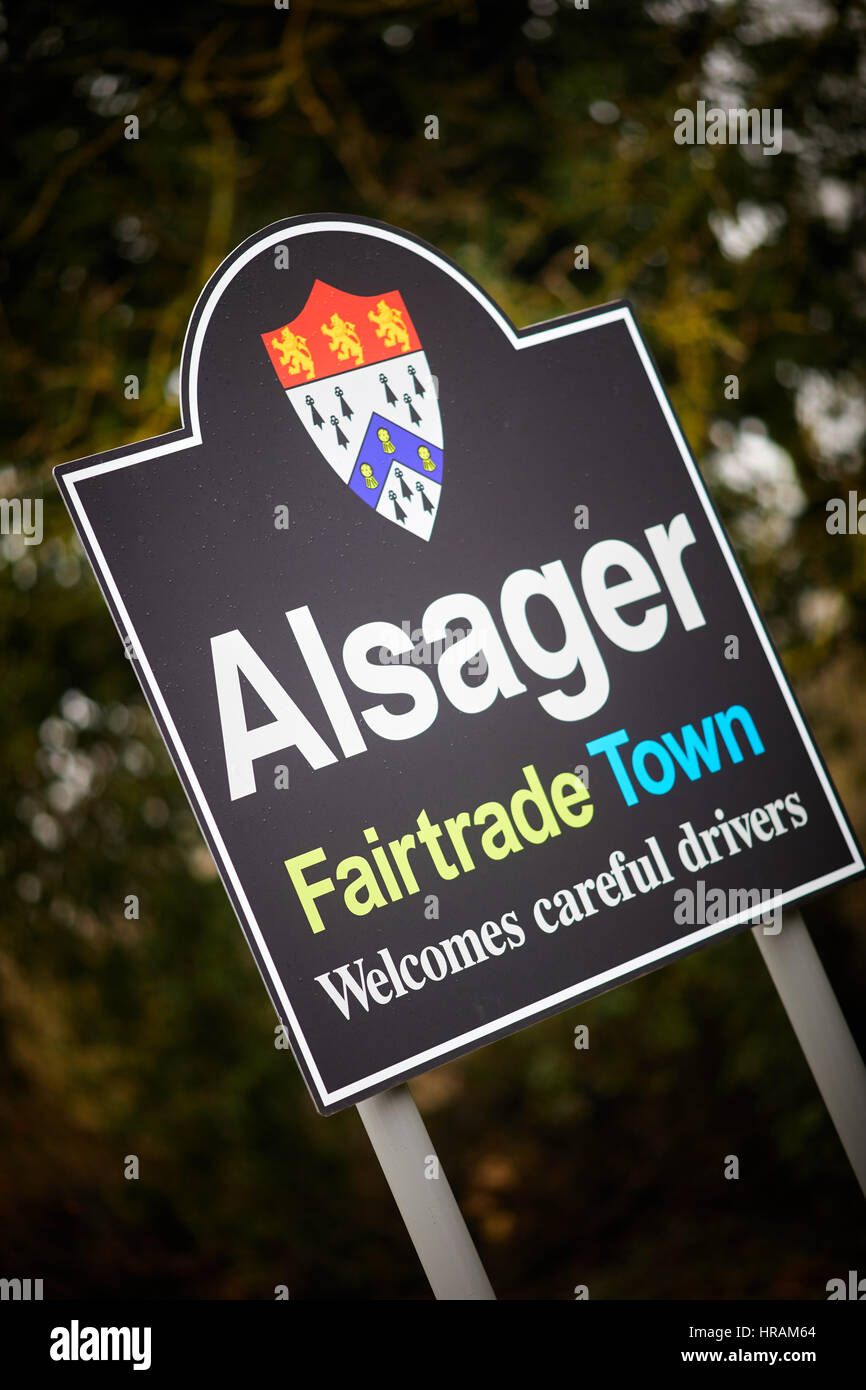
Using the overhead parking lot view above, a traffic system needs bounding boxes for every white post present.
[753,909,866,1200]
[357,1084,496,1300]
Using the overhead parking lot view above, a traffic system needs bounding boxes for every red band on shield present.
[262,280,422,389]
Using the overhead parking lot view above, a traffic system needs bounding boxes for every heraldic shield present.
[262,281,443,541]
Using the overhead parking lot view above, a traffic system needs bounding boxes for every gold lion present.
[271,328,316,380]
[368,300,411,352]
[321,314,364,365]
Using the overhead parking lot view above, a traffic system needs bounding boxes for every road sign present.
[55,217,863,1114]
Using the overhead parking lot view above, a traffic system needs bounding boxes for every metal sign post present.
[357,1085,496,1299]
[754,911,866,1200]
[361,914,866,1300]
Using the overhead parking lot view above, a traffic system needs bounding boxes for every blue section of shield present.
[349,411,443,507]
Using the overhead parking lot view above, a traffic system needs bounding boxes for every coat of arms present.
[262,281,443,540]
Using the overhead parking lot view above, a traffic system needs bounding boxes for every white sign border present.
[56,218,864,1111]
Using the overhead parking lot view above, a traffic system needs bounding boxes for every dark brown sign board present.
[55,217,863,1113]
